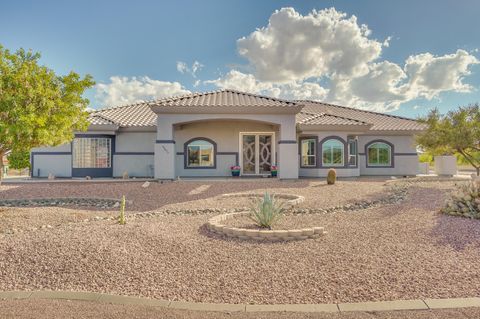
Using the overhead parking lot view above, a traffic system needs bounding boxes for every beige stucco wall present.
[113,132,155,177]
[115,132,155,152]
[297,131,360,178]
[358,135,419,176]
[173,120,279,177]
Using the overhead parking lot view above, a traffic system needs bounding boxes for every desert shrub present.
[118,195,126,225]
[249,192,285,229]
[327,168,336,185]
[442,181,480,218]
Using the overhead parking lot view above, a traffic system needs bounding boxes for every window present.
[187,139,214,167]
[322,139,344,166]
[367,142,392,166]
[72,137,111,168]
[301,138,316,167]
[348,139,357,166]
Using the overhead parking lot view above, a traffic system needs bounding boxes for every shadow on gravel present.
[431,213,480,251]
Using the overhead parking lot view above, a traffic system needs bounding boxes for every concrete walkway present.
[1,291,480,313]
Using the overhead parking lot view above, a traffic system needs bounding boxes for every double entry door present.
[240,132,275,175]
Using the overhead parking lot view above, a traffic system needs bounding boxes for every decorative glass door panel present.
[240,133,275,175]
[259,135,272,174]
[242,135,256,174]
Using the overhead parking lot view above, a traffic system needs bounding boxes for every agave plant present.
[249,192,285,229]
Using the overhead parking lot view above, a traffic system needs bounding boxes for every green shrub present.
[327,168,336,185]
[419,153,433,164]
[249,192,285,229]
[118,195,126,225]
[442,181,480,218]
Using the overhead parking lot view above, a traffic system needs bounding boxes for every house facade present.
[30,90,425,179]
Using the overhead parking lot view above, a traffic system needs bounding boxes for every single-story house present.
[31,89,425,179]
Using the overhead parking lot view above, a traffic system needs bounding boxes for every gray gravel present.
[1,181,480,305]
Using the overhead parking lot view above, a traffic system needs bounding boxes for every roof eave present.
[297,123,373,132]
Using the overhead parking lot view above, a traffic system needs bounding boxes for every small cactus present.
[327,168,336,185]
[118,195,126,225]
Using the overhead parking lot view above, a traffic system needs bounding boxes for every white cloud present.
[176,60,204,78]
[95,76,190,107]
[237,7,385,83]
[207,7,479,112]
[404,49,479,99]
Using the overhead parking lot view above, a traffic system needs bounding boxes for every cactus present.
[327,168,336,185]
[118,195,126,225]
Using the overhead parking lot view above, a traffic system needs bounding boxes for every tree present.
[416,105,480,175]
[7,150,30,170]
[0,45,95,180]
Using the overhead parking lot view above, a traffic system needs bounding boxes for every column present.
[278,118,299,179]
[154,117,175,180]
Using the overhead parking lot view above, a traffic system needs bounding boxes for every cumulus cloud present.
[176,60,204,78]
[95,76,190,107]
[208,7,479,111]
[237,7,385,82]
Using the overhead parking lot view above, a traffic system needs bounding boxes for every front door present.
[240,133,275,175]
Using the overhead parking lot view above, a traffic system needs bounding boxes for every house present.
[30,89,425,179]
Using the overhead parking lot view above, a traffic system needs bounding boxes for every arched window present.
[186,139,215,168]
[322,139,344,166]
[367,142,392,166]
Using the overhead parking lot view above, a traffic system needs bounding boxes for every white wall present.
[174,120,279,177]
[358,135,419,176]
[33,154,72,177]
[115,132,155,152]
[113,155,154,177]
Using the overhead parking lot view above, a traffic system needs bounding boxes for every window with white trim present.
[322,139,344,166]
[301,138,316,167]
[367,142,392,166]
[72,137,111,168]
[348,139,357,166]
[187,140,214,167]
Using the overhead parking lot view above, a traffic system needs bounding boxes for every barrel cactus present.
[327,168,337,185]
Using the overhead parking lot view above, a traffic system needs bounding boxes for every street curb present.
[0,291,479,313]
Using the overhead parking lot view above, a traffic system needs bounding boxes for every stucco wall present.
[115,132,155,152]
[297,131,360,177]
[358,135,419,176]
[113,155,154,177]
[32,154,72,177]
[173,120,279,177]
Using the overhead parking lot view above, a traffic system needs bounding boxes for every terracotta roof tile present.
[151,89,299,108]
[297,111,371,126]
[298,100,426,131]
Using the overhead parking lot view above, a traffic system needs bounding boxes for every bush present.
[7,150,30,169]
[327,168,336,185]
[442,181,480,218]
[249,192,285,229]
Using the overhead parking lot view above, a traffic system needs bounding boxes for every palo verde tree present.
[416,104,480,175]
[0,45,95,179]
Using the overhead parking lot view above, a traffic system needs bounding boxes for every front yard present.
[0,178,479,305]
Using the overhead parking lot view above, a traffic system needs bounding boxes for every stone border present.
[220,192,305,207]
[0,197,122,209]
[1,290,480,313]
[206,212,326,242]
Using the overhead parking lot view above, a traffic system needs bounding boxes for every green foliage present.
[418,152,434,164]
[118,195,126,225]
[327,168,336,185]
[249,192,285,229]
[442,181,480,219]
[416,105,480,175]
[7,150,30,169]
[0,44,95,177]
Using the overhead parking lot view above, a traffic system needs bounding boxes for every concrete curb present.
[1,291,480,313]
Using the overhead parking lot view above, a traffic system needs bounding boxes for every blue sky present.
[1,0,479,118]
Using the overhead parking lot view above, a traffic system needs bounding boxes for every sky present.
[1,0,480,118]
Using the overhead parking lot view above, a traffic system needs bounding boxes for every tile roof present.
[150,89,299,108]
[89,102,157,127]
[296,111,371,126]
[88,90,425,132]
[298,101,426,131]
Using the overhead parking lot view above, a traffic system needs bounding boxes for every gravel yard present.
[1,179,480,305]
[0,179,387,212]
